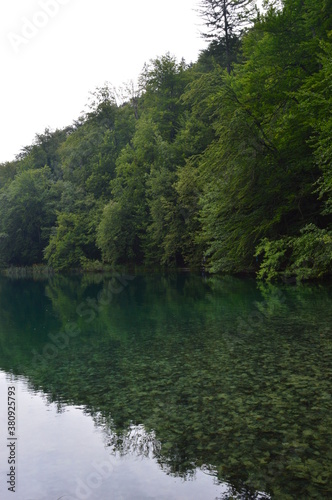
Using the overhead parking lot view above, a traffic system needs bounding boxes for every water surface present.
[0,272,331,499]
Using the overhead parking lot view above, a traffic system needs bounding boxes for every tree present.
[96,200,139,265]
[199,0,257,73]
[140,54,191,141]
[44,211,99,271]
[17,127,71,179]
[297,38,332,218]
[0,167,58,266]
[254,31,332,281]
[96,116,156,266]
[196,0,332,275]
[0,161,18,189]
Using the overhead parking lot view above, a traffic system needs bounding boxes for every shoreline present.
[1,264,331,284]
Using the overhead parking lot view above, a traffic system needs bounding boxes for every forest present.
[0,0,331,281]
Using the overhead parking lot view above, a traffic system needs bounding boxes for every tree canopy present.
[0,0,331,281]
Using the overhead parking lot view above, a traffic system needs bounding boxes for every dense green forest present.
[1,0,331,281]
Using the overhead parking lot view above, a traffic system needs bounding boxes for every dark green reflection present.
[0,273,331,499]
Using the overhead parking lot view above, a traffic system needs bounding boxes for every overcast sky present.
[0,0,207,163]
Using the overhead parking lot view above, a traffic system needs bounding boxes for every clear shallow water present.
[0,272,331,499]
[0,372,226,500]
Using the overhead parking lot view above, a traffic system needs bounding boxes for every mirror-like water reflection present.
[0,371,231,500]
[0,272,331,499]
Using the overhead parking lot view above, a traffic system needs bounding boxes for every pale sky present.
[0,0,207,163]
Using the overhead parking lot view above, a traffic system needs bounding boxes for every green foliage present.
[255,237,290,282]
[194,0,332,277]
[96,117,154,266]
[0,167,58,266]
[297,37,332,217]
[17,127,70,178]
[256,225,332,281]
[44,211,98,271]
[174,159,204,266]
[140,53,191,141]
[0,161,18,188]
[1,2,332,279]
[96,200,140,265]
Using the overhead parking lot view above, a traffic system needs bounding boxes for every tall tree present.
[17,128,71,179]
[199,0,257,73]
[0,167,58,266]
[140,54,190,141]
[196,0,330,275]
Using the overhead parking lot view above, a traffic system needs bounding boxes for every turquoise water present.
[0,272,331,499]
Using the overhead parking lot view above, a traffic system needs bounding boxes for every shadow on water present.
[0,272,331,499]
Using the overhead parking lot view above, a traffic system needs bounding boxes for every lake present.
[0,272,331,499]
